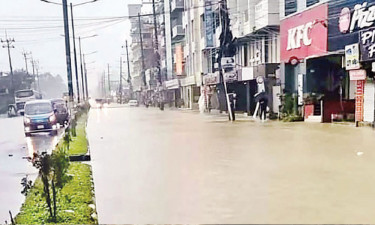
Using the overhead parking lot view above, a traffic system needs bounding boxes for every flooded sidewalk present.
[88,106,375,224]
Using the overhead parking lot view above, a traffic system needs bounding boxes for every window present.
[285,0,297,16]
[306,0,319,7]
[243,44,248,67]
[200,14,205,38]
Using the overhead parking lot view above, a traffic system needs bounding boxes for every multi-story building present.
[128,4,157,101]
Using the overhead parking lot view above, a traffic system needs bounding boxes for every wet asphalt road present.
[89,106,375,224]
[0,116,63,223]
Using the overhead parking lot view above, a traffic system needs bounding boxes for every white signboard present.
[298,74,303,105]
[345,44,360,70]
[349,69,366,80]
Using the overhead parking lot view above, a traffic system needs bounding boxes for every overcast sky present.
[0,0,140,97]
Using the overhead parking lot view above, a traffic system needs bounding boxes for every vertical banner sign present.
[360,27,375,62]
[298,74,303,105]
[175,44,183,75]
[204,0,214,48]
[356,80,365,122]
[345,44,360,70]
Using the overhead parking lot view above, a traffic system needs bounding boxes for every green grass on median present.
[69,113,88,156]
[15,162,98,224]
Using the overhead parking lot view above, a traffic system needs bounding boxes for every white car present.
[128,100,139,107]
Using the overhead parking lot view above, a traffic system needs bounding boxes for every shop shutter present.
[363,82,374,122]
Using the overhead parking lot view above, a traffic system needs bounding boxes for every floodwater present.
[88,105,375,223]
[0,116,63,223]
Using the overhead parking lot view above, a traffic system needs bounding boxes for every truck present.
[8,89,42,117]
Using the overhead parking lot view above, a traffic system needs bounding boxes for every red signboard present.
[355,80,365,122]
[280,3,328,63]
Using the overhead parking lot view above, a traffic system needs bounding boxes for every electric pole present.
[138,13,146,86]
[79,37,85,102]
[31,60,41,92]
[70,3,81,103]
[119,57,123,104]
[1,34,15,96]
[83,54,89,100]
[22,50,31,74]
[107,64,111,95]
[62,0,74,102]
[125,40,132,94]
[152,0,161,84]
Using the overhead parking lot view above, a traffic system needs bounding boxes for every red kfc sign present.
[281,3,328,63]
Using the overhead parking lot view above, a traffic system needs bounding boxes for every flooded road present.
[0,116,63,223]
[89,106,375,223]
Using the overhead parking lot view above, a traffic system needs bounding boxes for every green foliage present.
[52,146,71,189]
[69,113,88,156]
[282,114,304,122]
[21,175,32,197]
[15,163,97,225]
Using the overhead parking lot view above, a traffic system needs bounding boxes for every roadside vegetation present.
[15,105,97,224]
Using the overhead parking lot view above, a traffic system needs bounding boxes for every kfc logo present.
[287,22,313,50]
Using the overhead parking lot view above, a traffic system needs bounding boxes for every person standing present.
[259,94,268,121]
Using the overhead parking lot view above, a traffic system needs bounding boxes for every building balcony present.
[171,0,184,14]
[172,24,184,40]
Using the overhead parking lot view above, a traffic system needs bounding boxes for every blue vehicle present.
[23,100,58,137]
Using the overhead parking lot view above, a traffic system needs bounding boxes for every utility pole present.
[79,37,85,101]
[107,64,111,95]
[31,60,41,92]
[218,0,235,121]
[119,57,123,104]
[1,34,15,96]
[62,0,74,102]
[138,13,146,86]
[152,0,161,84]
[70,3,81,103]
[83,54,89,99]
[22,50,31,74]
[103,71,106,98]
[125,40,132,94]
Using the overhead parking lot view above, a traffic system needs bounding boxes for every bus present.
[8,89,42,117]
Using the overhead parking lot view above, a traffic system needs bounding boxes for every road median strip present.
[15,106,98,224]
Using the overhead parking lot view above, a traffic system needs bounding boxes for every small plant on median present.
[31,146,71,222]
[21,175,32,196]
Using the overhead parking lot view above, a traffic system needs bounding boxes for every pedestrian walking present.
[259,93,268,121]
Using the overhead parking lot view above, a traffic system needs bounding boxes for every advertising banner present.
[356,80,365,122]
[345,44,360,70]
[328,0,375,51]
[175,44,184,75]
[204,0,214,48]
[360,27,375,62]
[280,3,328,63]
[349,69,366,81]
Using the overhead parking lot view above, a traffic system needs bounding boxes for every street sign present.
[345,44,360,70]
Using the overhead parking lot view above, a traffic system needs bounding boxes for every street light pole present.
[62,0,74,102]
[119,57,123,104]
[70,3,81,103]
[138,13,146,87]
[79,37,85,101]
[125,40,132,95]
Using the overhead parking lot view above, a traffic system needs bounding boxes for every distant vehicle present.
[8,89,42,117]
[51,98,70,126]
[23,100,58,137]
[95,98,109,108]
[128,100,139,107]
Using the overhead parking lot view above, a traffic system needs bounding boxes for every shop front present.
[203,72,221,111]
[280,3,341,122]
[180,75,198,109]
[164,79,181,108]
[328,0,375,125]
